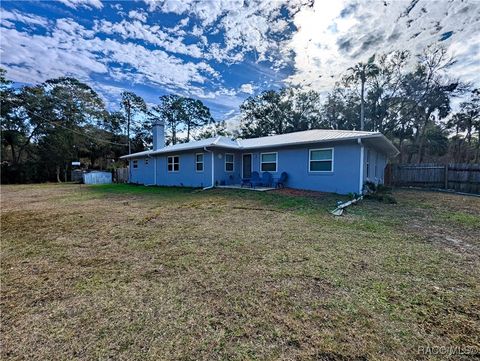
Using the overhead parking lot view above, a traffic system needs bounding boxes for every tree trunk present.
[10,145,17,165]
[360,80,365,131]
[476,128,480,163]
[171,125,176,145]
[398,137,404,163]
[407,151,414,163]
[126,103,131,154]
[417,112,433,164]
[466,122,472,144]
[64,163,68,182]
[186,123,191,142]
[56,165,62,183]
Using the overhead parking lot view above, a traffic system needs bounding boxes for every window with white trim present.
[374,153,378,177]
[309,148,333,172]
[196,153,204,172]
[225,153,234,172]
[132,160,138,169]
[261,152,277,172]
[167,156,179,172]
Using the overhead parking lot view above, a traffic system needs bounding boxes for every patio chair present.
[274,172,288,189]
[250,171,262,188]
[240,177,250,187]
[261,171,273,187]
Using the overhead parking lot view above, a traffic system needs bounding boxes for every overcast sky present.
[1,0,479,119]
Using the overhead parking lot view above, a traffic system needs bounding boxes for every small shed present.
[83,171,112,185]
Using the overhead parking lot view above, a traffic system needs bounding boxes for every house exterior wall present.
[128,140,390,194]
[212,150,242,186]
[245,141,362,194]
[362,146,387,186]
[129,157,155,185]
[154,152,212,187]
[130,152,212,188]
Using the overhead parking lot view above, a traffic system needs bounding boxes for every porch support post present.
[211,151,215,187]
[358,138,364,194]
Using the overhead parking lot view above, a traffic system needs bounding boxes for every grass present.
[1,183,479,360]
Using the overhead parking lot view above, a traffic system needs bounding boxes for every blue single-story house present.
[120,121,399,194]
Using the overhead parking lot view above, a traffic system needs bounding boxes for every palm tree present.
[345,55,379,130]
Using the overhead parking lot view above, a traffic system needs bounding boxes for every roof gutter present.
[202,146,215,190]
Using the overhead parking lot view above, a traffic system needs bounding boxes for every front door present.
[242,154,252,178]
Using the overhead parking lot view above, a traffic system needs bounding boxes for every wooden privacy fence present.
[385,163,480,194]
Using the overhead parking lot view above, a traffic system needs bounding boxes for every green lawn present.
[1,183,479,360]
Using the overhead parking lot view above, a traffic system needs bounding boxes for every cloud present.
[2,0,479,118]
[240,83,255,94]
[146,0,307,64]
[285,0,480,91]
[94,19,204,58]
[0,9,49,27]
[128,10,147,23]
[0,17,219,93]
[57,0,103,10]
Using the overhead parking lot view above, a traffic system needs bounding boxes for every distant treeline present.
[1,46,479,184]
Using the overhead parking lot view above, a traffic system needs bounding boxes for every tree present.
[448,88,480,162]
[1,69,24,165]
[399,48,458,163]
[240,90,288,138]
[284,88,323,132]
[196,120,231,139]
[344,55,379,130]
[366,51,410,133]
[459,89,480,144]
[121,91,146,154]
[150,95,183,145]
[150,95,213,145]
[179,97,213,142]
[40,77,107,181]
[239,88,323,138]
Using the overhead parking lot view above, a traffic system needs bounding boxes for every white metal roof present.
[120,136,239,159]
[239,129,378,148]
[121,129,398,159]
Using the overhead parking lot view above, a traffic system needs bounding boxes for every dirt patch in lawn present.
[271,187,330,199]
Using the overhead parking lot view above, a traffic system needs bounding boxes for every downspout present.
[154,155,157,185]
[202,146,215,190]
[128,156,132,184]
[358,138,364,194]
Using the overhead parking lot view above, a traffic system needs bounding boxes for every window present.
[367,150,372,177]
[196,153,204,172]
[374,153,378,178]
[132,160,138,169]
[261,152,277,172]
[309,148,333,172]
[145,158,149,165]
[167,156,179,172]
[225,153,234,172]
